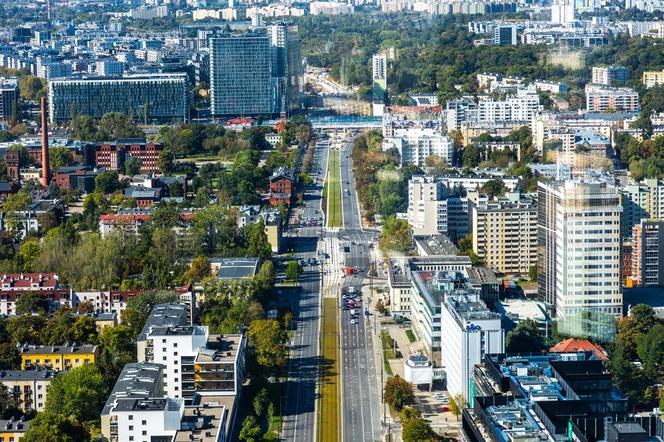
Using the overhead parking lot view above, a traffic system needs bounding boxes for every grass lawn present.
[326,149,342,228]
[318,298,340,442]
[381,330,396,377]
[405,329,416,343]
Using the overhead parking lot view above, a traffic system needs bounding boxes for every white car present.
[351,319,357,325]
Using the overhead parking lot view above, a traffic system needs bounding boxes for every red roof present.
[549,338,608,360]
[0,273,59,290]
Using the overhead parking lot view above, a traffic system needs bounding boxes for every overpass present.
[308,116,383,129]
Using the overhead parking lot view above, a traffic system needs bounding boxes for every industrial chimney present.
[41,97,50,188]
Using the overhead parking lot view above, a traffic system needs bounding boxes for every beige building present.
[642,70,664,88]
[0,370,56,412]
[470,192,538,275]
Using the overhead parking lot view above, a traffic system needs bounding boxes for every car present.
[351,319,357,324]
[350,309,357,316]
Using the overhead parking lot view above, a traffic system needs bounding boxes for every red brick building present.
[95,139,162,174]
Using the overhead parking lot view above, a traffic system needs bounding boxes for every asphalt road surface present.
[338,136,383,442]
[282,138,328,442]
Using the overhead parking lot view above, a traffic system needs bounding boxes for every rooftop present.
[212,257,260,280]
[196,334,244,363]
[112,397,183,413]
[101,362,164,416]
[0,369,56,381]
[413,234,459,256]
[21,344,98,355]
[138,303,189,341]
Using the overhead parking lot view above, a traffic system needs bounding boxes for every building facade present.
[537,181,622,342]
[48,74,190,123]
[592,66,628,86]
[631,219,664,287]
[585,84,640,112]
[0,77,18,121]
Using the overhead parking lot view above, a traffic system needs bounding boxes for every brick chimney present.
[41,97,50,187]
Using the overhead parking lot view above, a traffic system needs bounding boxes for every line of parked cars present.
[341,287,361,325]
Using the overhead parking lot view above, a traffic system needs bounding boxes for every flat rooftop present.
[414,234,459,256]
[211,257,260,279]
[102,362,164,416]
[174,396,237,442]
[112,397,182,413]
[138,303,189,341]
[196,334,244,363]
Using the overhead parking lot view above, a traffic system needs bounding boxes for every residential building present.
[469,192,538,274]
[0,199,65,239]
[387,255,473,317]
[407,176,449,235]
[269,167,294,207]
[549,337,608,360]
[211,257,261,280]
[210,33,273,117]
[0,418,30,442]
[592,66,628,86]
[309,1,355,15]
[439,280,503,400]
[0,78,18,121]
[631,219,664,287]
[475,88,542,124]
[382,127,454,167]
[95,139,163,174]
[268,23,302,115]
[372,54,387,116]
[642,69,664,88]
[100,363,164,440]
[107,397,184,442]
[95,60,124,77]
[585,84,640,112]
[551,0,575,23]
[53,166,100,193]
[137,303,190,363]
[48,74,190,123]
[20,345,99,370]
[0,370,56,412]
[537,180,622,342]
[619,178,664,239]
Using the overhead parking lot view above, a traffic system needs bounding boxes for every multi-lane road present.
[282,131,382,442]
[337,136,383,442]
[282,138,328,442]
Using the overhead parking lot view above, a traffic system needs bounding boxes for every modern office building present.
[537,180,622,342]
[48,74,190,123]
[631,219,664,287]
[585,84,640,112]
[210,33,273,117]
[493,24,517,45]
[372,54,387,116]
[592,65,628,86]
[469,191,538,275]
[0,77,18,121]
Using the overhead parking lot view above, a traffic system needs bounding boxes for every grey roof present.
[0,369,56,381]
[112,397,181,413]
[466,267,499,286]
[414,234,459,256]
[0,418,29,433]
[213,257,260,279]
[137,303,189,341]
[102,362,164,416]
[21,344,98,355]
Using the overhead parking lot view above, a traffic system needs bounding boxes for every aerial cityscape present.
[1,0,664,441]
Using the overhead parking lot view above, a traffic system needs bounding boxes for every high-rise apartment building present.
[382,127,454,167]
[0,77,18,121]
[631,219,664,287]
[210,28,301,118]
[268,23,302,115]
[537,181,622,342]
[619,178,664,239]
[372,54,387,116]
[551,0,575,23]
[48,74,190,123]
[406,176,469,240]
[470,192,538,274]
[493,24,517,45]
[592,66,628,86]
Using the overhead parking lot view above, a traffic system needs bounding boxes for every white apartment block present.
[109,397,184,442]
[475,89,542,123]
[469,192,538,275]
[592,66,628,86]
[382,127,454,167]
[407,176,448,235]
[538,180,622,342]
[620,178,664,239]
[585,84,640,112]
[551,0,575,23]
[440,290,503,401]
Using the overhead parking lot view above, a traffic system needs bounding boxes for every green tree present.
[69,316,99,344]
[285,260,302,284]
[247,319,288,371]
[6,315,45,345]
[379,217,413,255]
[480,179,507,198]
[16,239,40,271]
[45,365,106,421]
[49,147,74,171]
[122,291,179,338]
[383,374,414,411]
[402,415,436,442]
[16,292,49,315]
[448,393,466,420]
[0,343,21,369]
[157,148,175,174]
[22,411,88,442]
[184,256,211,283]
[97,324,136,385]
[239,415,262,442]
[95,171,121,193]
[636,324,664,378]
[124,157,142,176]
[506,319,546,353]
[253,387,269,416]
[246,219,272,261]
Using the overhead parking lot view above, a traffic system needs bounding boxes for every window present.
[142,431,147,436]
[142,420,146,425]
[129,425,133,431]
[128,415,133,420]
